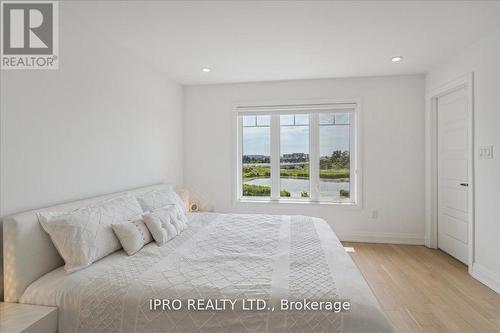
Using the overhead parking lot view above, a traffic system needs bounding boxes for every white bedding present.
[20,213,395,333]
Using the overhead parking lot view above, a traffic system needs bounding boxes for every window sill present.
[235,197,360,208]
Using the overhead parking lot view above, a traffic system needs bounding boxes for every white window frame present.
[234,99,362,206]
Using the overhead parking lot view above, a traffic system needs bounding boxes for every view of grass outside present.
[243,164,350,180]
[243,164,350,181]
[243,184,290,197]
[242,150,350,198]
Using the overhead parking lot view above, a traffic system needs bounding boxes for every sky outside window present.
[243,113,350,156]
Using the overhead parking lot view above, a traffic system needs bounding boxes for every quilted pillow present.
[136,189,187,214]
[142,206,186,245]
[38,195,143,272]
[157,205,187,234]
[168,205,188,233]
[112,218,152,255]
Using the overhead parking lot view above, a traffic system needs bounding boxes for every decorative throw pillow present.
[154,205,188,234]
[142,206,182,245]
[136,189,187,214]
[111,218,152,255]
[38,195,143,272]
[167,205,188,233]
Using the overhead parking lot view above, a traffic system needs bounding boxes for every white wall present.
[0,6,183,298]
[184,75,425,244]
[426,29,500,292]
[0,8,184,216]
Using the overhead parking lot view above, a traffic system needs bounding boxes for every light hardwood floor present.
[342,242,500,333]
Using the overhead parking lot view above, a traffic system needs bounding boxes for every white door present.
[437,87,470,265]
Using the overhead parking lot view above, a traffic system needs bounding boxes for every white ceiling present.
[68,1,500,85]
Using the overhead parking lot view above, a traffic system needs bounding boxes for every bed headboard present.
[2,183,173,302]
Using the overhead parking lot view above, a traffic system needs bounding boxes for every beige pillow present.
[112,218,153,255]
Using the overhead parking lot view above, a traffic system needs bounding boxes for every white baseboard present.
[337,231,425,245]
[470,263,500,294]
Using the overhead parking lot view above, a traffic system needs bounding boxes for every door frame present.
[425,72,474,269]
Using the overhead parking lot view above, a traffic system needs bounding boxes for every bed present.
[3,184,395,333]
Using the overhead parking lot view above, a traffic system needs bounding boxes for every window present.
[237,103,359,204]
[319,112,351,201]
[241,115,271,197]
[280,114,309,199]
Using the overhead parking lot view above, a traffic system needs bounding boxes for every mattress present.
[20,212,395,333]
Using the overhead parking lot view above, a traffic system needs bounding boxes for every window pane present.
[280,114,309,199]
[319,113,351,201]
[242,115,256,127]
[334,113,350,125]
[280,114,294,126]
[319,113,334,125]
[256,115,270,126]
[242,117,271,197]
[295,114,309,125]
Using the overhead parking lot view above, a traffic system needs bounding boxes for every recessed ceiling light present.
[202,68,211,73]
[391,56,403,63]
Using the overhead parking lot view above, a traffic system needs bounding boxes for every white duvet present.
[20,213,395,333]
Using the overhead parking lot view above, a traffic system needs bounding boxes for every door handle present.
[460,183,469,187]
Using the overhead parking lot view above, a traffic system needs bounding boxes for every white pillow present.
[112,218,152,255]
[38,195,143,272]
[142,206,183,245]
[158,205,187,234]
[169,205,188,232]
[136,189,187,214]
